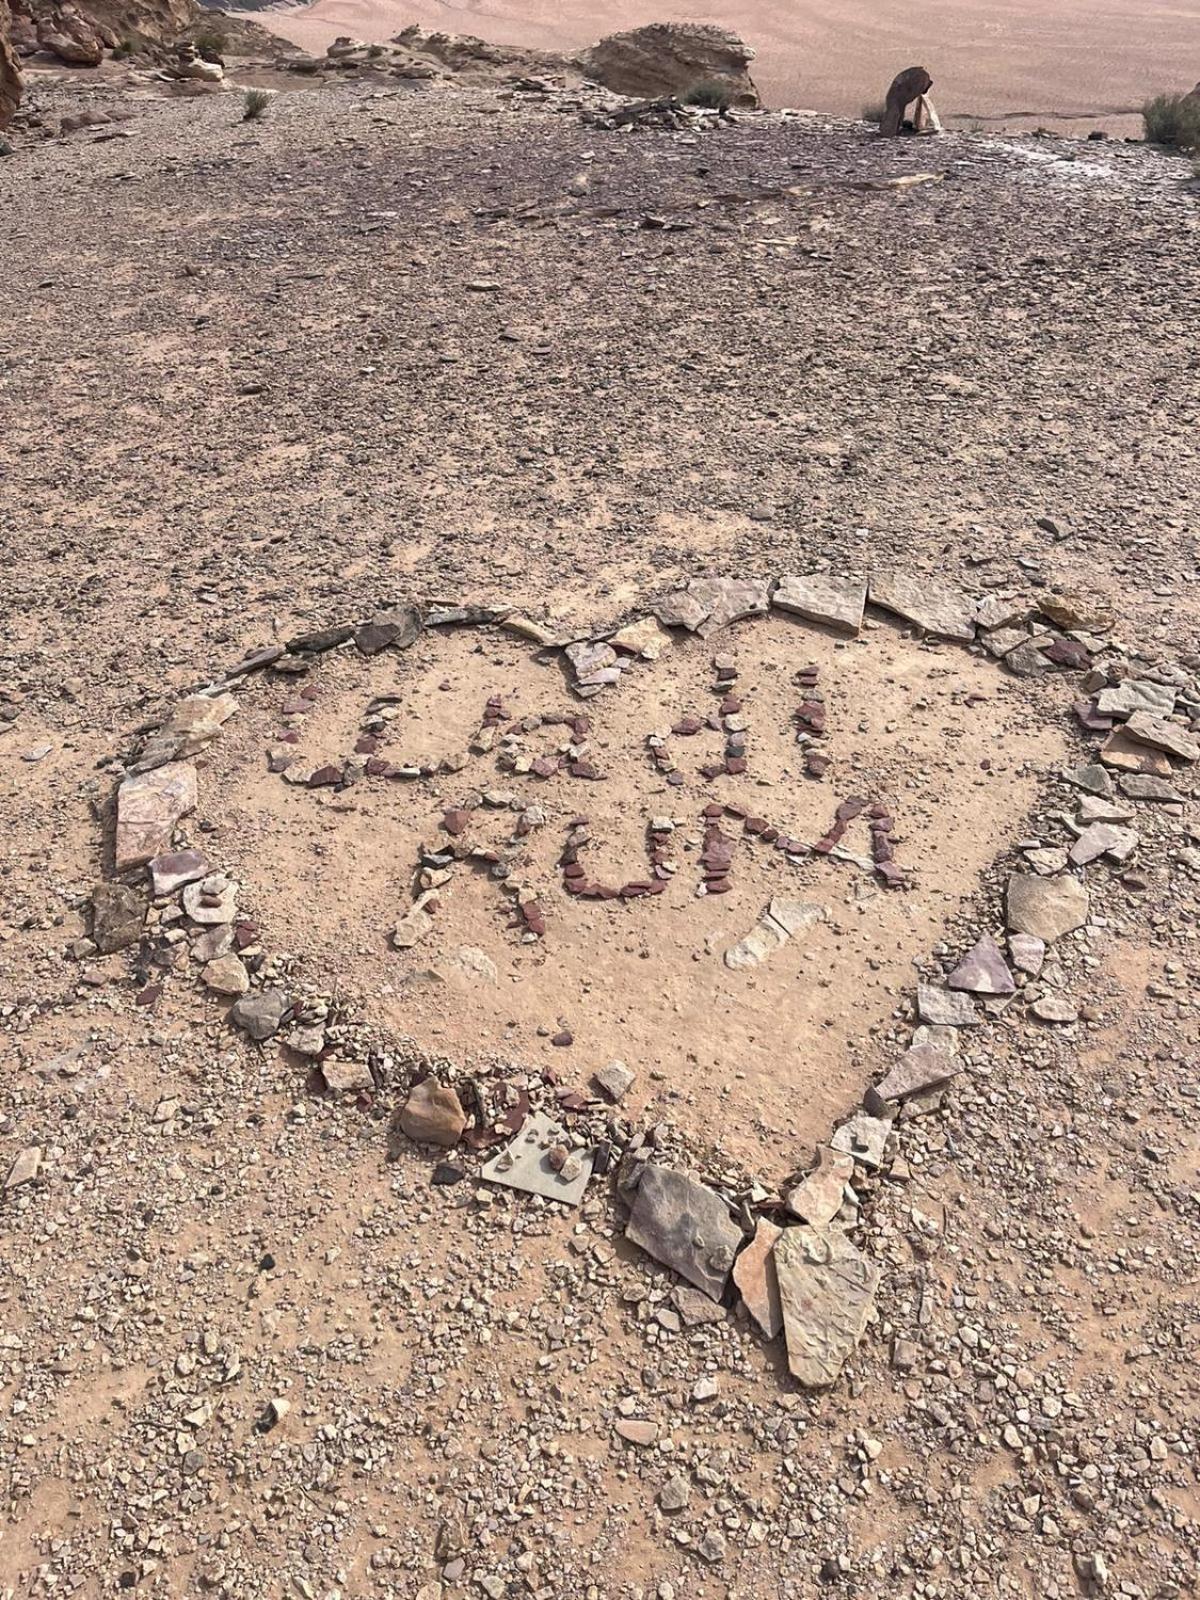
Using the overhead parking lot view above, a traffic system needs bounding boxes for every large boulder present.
[0,0,23,127]
[38,8,105,63]
[581,23,759,107]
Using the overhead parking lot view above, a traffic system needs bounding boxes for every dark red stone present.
[725,757,747,775]
[354,735,379,755]
[706,878,731,894]
[281,697,311,716]
[308,764,342,788]
[745,816,767,835]
[563,863,586,879]
[570,761,601,780]
[1074,700,1113,733]
[805,752,830,778]
[551,1031,573,1047]
[720,697,742,715]
[365,755,392,775]
[703,803,724,819]
[442,808,472,836]
[564,878,587,895]
[1043,637,1090,669]
[532,756,559,778]
[667,772,685,787]
[279,731,300,744]
[673,715,703,736]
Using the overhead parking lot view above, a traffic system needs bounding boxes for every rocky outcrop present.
[0,0,22,129]
[392,24,565,77]
[580,23,759,107]
[10,0,201,68]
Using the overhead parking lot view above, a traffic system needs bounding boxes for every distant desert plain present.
[258,0,1200,133]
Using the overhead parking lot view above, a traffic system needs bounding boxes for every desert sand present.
[260,0,1200,131]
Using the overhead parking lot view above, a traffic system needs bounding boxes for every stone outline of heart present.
[101,572,1193,1386]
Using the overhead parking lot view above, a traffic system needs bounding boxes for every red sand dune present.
[259,0,1200,132]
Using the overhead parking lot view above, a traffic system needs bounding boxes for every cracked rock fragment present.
[775,1224,881,1387]
[625,1163,743,1301]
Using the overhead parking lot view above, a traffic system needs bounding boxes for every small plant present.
[683,79,733,110]
[367,43,385,58]
[112,36,137,57]
[193,27,227,59]
[1142,93,1200,151]
[243,87,271,122]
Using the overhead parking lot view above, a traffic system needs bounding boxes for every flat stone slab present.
[1077,797,1136,824]
[1008,933,1045,975]
[608,616,671,659]
[322,1058,375,1092]
[1006,873,1089,944]
[482,1111,594,1204]
[868,571,975,643]
[133,692,237,773]
[1031,993,1079,1024]
[1099,730,1174,776]
[655,578,770,637]
[785,1146,854,1227]
[354,605,422,656]
[1095,681,1176,719]
[725,898,825,969]
[1062,763,1112,797]
[393,891,437,950]
[875,1040,960,1103]
[830,1111,892,1170]
[774,573,866,634]
[732,1218,783,1338]
[148,849,209,897]
[1068,823,1138,866]
[916,983,978,1027]
[625,1163,742,1301]
[115,761,198,872]
[946,934,1015,996]
[1118,773,1183,803]
[594,1060,636,1103]
[183,876,237,926]
[1122,711,1199,763]
[4,1147,42,1190]
[775,1224,881,1388]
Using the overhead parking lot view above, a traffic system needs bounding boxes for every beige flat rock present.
[776,1224,880,1388]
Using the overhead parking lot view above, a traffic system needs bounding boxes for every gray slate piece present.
[625,1163,743,1301]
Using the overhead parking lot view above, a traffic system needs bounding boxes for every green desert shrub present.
[683,79,733,110]
[1142,93,1200,151]
[243,88,271,121]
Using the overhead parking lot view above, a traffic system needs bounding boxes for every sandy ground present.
[257,0,1200,133]
[2,68,1200,1600]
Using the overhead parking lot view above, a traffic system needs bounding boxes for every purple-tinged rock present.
[946,934,1015,996]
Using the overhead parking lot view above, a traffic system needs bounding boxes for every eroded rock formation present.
[581,23,759,107]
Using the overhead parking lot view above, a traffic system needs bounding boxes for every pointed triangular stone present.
[946,934,1014,996]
